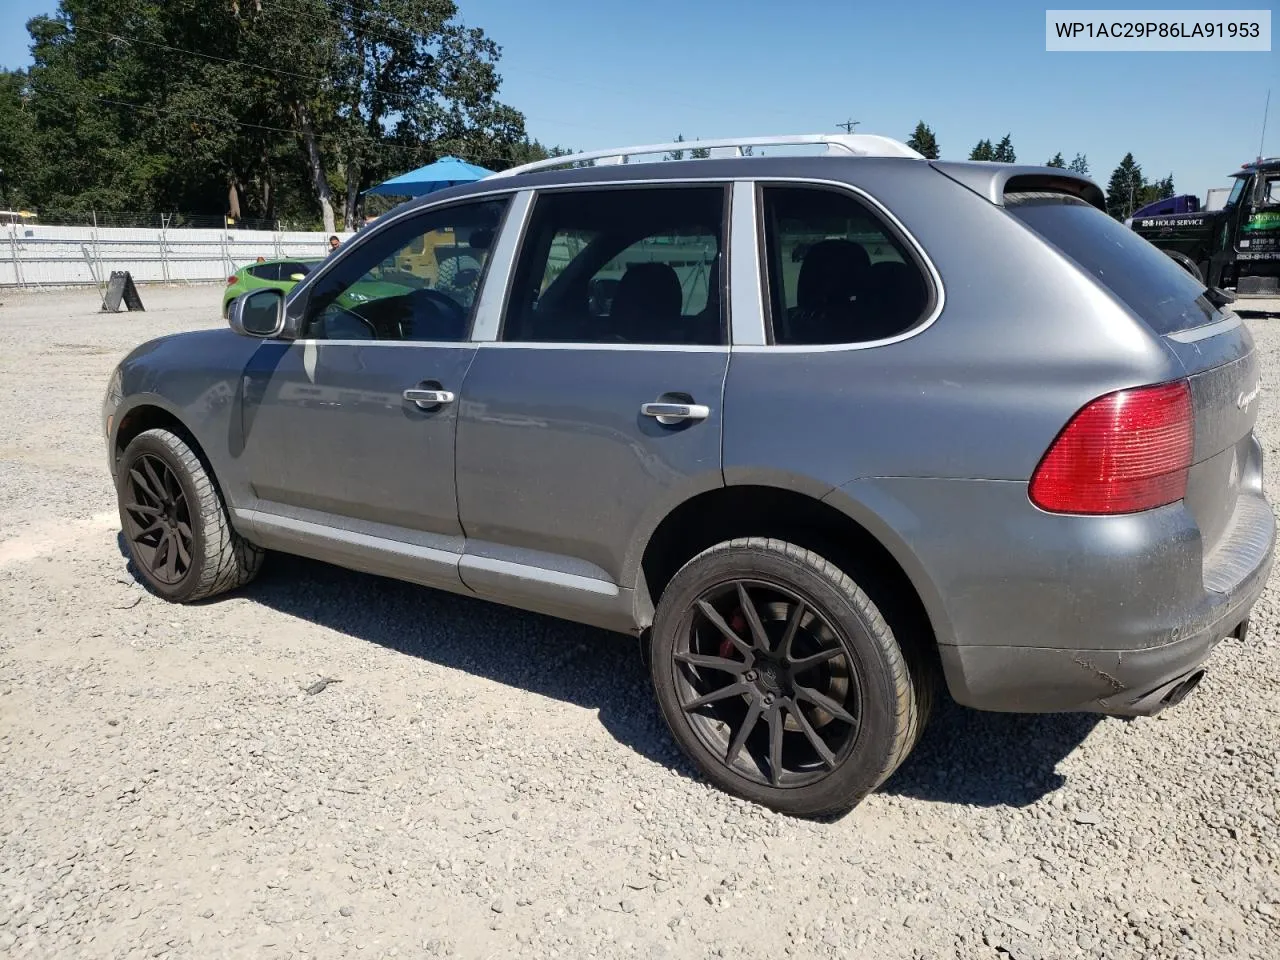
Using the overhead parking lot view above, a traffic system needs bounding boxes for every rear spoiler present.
[929,161,1106,211]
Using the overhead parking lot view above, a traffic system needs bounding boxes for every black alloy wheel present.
[649,538,929,818]
[673,579,862,788]
[122,453,195,585]
[115,428,262,602]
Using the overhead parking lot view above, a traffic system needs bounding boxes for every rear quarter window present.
[1005,192,1215,335]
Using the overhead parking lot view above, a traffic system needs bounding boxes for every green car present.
[222,258,321,317]
[222,257,432,322]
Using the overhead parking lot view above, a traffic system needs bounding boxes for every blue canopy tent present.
[364,156,495,197]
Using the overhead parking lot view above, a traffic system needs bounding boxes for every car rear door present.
[239,196,511,590]
[453,184,729,629]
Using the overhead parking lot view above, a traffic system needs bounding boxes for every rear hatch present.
[1006,191,1264,575]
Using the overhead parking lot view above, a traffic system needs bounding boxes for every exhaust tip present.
[1161,669,1205,708]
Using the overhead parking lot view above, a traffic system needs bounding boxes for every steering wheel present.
[414,287,466,317]
[394,287,468,340]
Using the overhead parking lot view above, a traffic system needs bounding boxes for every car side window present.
[502,186,726,345]
[761,186,932,345]
[302,198,509,342]
[248,263,280,281]
[277,262,312,282]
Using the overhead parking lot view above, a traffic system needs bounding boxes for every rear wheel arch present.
[635,484,943,660]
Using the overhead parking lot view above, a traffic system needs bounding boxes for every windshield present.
[1006,193,1215,335]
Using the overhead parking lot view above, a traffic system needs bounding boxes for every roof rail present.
[488,133,924,178]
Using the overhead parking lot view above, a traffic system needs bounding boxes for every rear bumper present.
[937,494,1274,716]
[828,475,1275,717]
[939,607,1259,717]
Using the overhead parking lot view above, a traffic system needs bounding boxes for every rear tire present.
[649,537,929,818]
[116,428,262,603]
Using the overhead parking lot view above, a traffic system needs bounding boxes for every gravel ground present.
[2,285,1280,960]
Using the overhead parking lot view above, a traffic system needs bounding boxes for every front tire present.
[650,537,928,818]
[116,428,262,602]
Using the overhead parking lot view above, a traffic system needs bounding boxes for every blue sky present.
[2,0,1275,198]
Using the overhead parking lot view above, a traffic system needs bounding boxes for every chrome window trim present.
[493,180,733,349]
[286,340,476,349]
[284,174,944,354]
[739,176,946,354]
[479,342,728,353]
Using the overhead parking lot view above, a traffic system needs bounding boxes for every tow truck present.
[1128,157,1280,300]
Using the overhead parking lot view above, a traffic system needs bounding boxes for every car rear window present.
[1005,192,1216,335]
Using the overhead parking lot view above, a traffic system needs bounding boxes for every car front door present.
[240,196,511,587]
[454,184,729,629]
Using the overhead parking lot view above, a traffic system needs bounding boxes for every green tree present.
[689,138,710,159]
[1068,153,1089,176]
[969,138,994,161]
[1105,152,1145,219]
[905,121,939,159]
[665,134,686,161]
[992,133,1016,163]
[0,70,37,210]
[1046,152,1066,168]
[1137,174,1177,207]
[18,0,537,229]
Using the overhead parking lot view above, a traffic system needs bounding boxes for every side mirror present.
[228,288,286,339]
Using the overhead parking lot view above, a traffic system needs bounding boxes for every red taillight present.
[1030,380,1194,515]
[227,275,238,285]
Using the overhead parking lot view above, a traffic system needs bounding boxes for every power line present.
[86,94,520,167]
[63,22,596,131]
[57,9,807,140]
[70,25,327,82]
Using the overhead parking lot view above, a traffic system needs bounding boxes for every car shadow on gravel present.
[233,553,703,779]
[880,693,1103,807]
[119,537,1107,808]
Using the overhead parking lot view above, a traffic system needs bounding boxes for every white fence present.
[0,224,354,288]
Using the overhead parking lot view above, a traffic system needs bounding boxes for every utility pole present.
[836,118,860,134]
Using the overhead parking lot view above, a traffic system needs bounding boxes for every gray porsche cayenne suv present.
[103,134,1275,817]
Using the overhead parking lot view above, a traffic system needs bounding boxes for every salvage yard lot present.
[2,286,1280,960]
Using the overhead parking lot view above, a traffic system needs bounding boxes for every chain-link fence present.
[2,221,351,288]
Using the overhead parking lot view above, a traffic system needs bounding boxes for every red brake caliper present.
[721,611,748,659]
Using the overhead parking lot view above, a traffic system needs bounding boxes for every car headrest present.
[796,239,871,310]
[612,262,682,325]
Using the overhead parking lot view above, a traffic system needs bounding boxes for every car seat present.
[610,262,683,342]
[860,260,928,340]
[787,239,871,344]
